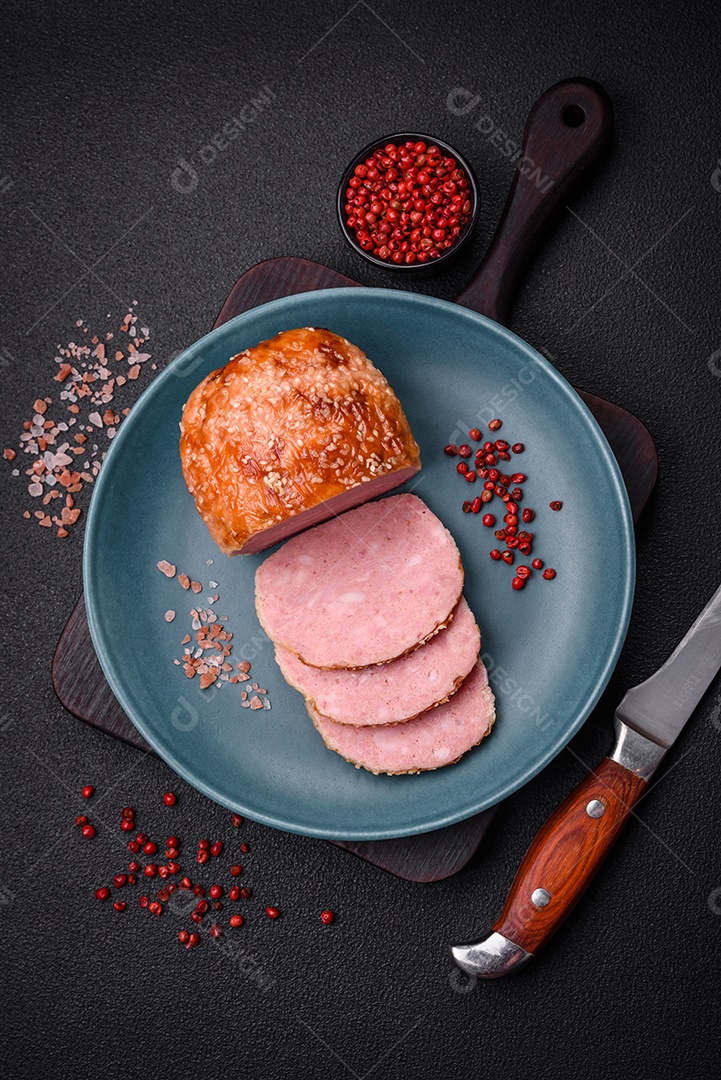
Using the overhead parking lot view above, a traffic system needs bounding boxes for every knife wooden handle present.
[455,77,613,324]
[492,757,647,953]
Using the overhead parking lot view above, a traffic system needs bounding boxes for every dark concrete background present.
[1,1,720,1077]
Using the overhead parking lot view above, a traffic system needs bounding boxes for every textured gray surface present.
[1,1,721,1077]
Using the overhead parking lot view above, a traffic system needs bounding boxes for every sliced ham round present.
[255,493,463,668]
[275,597,480,725]
[308,661,495,774]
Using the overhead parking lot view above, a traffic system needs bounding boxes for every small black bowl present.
[337,132,480,273]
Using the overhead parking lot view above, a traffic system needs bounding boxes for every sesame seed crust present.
[179,327,421,555]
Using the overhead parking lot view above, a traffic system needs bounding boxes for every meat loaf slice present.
[180,327,421,555]
[275,597,480,725]
[308,661,495,774]
[255,493,463,668]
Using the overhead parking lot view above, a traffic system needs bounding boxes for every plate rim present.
[83,287,635,840]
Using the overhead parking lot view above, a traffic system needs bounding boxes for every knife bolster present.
[610,719,667,781]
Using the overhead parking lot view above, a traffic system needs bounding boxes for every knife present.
[451,582,721,978]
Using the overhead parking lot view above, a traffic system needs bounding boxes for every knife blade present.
[616,581,721,747]
[451,582,721,979]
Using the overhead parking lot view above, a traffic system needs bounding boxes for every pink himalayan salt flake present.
[249,696,263,710]
[157,560,176,578]
[178,573,190,590]
[190,581,202,594]
[165,610,176,623]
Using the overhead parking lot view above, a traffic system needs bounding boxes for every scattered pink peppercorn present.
[320,910,335,925]
[95,887,110,902]
[163,791,176,806]
[266,906,280,920]
[81,824,95,839]
[113,901,127,912]
[81,785,94,799]
[229,914,244,928]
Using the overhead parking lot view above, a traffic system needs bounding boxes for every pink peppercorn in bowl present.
[337,133,479,272]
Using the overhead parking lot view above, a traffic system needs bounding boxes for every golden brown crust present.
[179,327,421,555]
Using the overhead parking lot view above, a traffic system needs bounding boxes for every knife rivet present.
[586,799,605,818]
[531,888,551,908]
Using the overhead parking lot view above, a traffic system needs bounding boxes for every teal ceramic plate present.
[84,289,634,840]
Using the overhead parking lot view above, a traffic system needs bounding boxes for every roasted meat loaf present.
[180,327,420,555]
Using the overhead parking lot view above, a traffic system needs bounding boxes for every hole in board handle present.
[562,104,586,127]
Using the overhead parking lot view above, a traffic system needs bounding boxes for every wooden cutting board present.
[53,255,656,881]
[52,80,658,881]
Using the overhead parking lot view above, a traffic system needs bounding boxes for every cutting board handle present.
[454,78,613,325]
